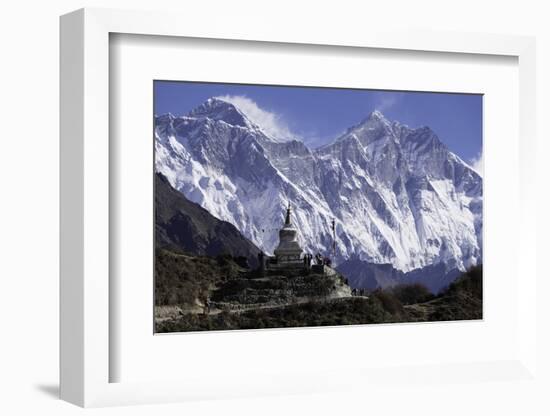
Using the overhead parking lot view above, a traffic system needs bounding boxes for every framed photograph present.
[60,8,538,407]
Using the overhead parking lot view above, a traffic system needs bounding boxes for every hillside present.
[155,172,261,267]
[155,249,245,308]
[155,248,353,329]
[155,248,483,333]
[404,265,483,321]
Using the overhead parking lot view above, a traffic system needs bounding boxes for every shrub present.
[391,283,433,305]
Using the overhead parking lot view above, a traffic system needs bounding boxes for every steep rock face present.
[155,98,482,281]
[155,172,261,266]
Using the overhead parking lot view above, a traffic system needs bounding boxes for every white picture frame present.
[60,7,538,407]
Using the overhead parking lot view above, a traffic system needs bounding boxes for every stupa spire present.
[285,202,292,225]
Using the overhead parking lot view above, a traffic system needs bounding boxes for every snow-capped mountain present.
[155,97,482,278]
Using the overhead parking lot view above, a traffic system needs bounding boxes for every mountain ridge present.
[155,98,482,287]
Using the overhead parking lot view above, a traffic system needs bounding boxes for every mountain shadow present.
[155,172,261,267]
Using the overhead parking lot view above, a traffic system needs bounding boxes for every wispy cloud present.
[373,92,404,113]
[215,95,297,141]
[469,152,483,176]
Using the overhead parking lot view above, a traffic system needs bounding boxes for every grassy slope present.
[155,248,246,308]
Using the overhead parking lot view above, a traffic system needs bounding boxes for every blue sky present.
[154,81,483,170]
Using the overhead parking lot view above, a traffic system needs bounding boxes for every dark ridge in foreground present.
[155,172,261,267]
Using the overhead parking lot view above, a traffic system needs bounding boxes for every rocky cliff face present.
[155,98,482,288]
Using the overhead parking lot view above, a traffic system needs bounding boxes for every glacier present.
[154,97,482,279]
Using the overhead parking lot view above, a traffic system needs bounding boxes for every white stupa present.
[273,203,303,265]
